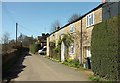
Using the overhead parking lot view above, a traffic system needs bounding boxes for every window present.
[69,43,75,54]
[86,47,91,57]
[86,12,94,27]
[70,24,74,33]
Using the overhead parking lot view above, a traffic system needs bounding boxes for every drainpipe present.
[80,19,83,66]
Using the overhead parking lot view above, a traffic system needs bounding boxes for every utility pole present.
[16,23,18,46]
[80,19,82,66]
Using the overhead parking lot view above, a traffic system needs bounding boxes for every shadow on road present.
[3,48,32,82]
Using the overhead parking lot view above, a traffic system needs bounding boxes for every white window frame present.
[69,43,75,55]
[86,12,94,27]
[86,47,91,58]
[70,24,74,33]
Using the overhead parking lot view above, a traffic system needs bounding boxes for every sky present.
[2,2,101,40]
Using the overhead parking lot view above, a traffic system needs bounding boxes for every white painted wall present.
[86,47,91,57]
[61,41,65,62]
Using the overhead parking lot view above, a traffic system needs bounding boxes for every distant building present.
[37,33,49,48]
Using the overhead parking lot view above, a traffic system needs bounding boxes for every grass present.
[45,56,60,62]
[89,75,101,82]
[88,75,115,83]
[61,59,80,68]
[45,56,92,72]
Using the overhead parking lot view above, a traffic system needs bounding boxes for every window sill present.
[86,24,94,28]
[70,31,76,34]
[69,53,75,55]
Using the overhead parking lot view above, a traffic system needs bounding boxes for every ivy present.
[61,33,74,48]
[49,33,74,61]
[61,33,74,59]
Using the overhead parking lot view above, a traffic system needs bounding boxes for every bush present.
[49,40,61,61]
[91,15,120,81]
[70,59,80,68]
[52,53,61,61]
[29,43,38,54]
[88,75,101,82]
[29,44,35,54]
[63,59,80,68]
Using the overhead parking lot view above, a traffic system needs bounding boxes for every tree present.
[9,39,15,45]
[18,33,25,42]
[51,20,60,32]
[61,33,74,59]
[18,34,35,47]
[2,32,10,44]
[2,32,10,53]
[68,14,81,23]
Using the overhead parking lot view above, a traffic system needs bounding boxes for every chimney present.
[102,0,106,3]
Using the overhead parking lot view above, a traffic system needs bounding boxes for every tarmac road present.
[12,53,90,81]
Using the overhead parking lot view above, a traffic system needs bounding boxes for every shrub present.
[88,75,100,82]
[91,15,120,81]
[50,39,62,61]
[29,43,38,54]
[70,59,79,68]
[63,59,80,68]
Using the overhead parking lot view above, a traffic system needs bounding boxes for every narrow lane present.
[13,53,90,81]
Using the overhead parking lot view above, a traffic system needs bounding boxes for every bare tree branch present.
[68,14,81,23]
[51,20,60,32]
[2,32,10,44]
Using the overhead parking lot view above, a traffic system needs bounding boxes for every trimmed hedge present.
[91,15,120,81]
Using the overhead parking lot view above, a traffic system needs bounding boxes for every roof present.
[49,3,104,37]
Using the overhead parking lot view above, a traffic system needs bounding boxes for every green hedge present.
[91,15,120,81]
[29,43,40,54]
[49,40,61,61]
[50,46,61,61]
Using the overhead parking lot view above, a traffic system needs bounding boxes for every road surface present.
[10,53,90,81]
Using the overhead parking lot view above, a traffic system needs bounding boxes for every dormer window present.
[86,12,94,27]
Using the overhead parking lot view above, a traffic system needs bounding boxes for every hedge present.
[2,46,23,79]
[91,15,120,81]
[29,43,39,54]
[49,45,61,61]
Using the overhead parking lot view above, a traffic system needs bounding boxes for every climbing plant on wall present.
[61,33,74,59]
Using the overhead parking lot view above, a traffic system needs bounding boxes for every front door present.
[61,41,65,62]
[86,47,91,58]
